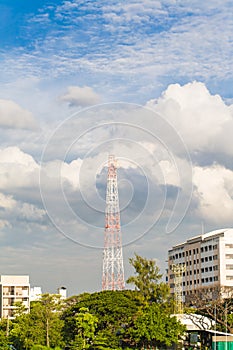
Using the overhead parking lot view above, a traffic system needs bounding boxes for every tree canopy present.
[4,254,185,349]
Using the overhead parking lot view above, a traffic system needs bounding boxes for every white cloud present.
[60,86,101,107]
[0,99,38,129]
[147,81,233,155]
[0,193,16,209]
[19,203,45,220]
[0,147,39,189]
[193,164,233,224]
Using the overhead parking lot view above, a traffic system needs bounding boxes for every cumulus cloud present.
[60,86,101,107]
[146,81,233,156]
[0,99,38,129]
[0,193,16,209]
[0,147,82,192]
[193,164,233,224]
[0,147,39,189]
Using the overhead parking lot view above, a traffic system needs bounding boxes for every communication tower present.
[172,264,186,314]
[102,155,125,291]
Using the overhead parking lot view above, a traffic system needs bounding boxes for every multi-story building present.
[0,275,30,319]
[167,228,233,302]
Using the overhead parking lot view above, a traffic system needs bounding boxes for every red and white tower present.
[102,155,125,291]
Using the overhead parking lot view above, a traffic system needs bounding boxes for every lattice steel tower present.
[172,264,186,314]
[102,155,125,291]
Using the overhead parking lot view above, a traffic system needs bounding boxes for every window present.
[182,252,185,257]
[190,281,192,285]
[209,245,212,250]
[201,247,204,252]
[213,255,218,260]
[201,278,204,283]
[214,276,218,281]
[189,250,191,255]
[190,271,192,275]
[193,260,196,264]
[213,244,218,250]
[205,257,208,262]
[186,251,188,256]
[209,277,213,282]
[183,282,185,286]
[213,265,218,271]
[226,276,233,280]
[190,261,192,265]
[226,264,233,270]
[205,278,209,283]
[226,254,233,259]
[209,256,212,261]
[194,280,196,284]
[196,248,199,253]
[201,268,204,273]
[175,254,178,259]
[209,266,212,271]
[197,259,199,263]
[197,269,199,274]
[205,267,208,272]
[194,270,196,275]
[205,246,208,252]
[225,244,233,248]
[201,258,204,263]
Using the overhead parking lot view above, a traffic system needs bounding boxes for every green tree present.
[62,290,140,349]
[130,303,185,349]
[0,329,10,349]
[10,294,65,349]
[70,307,98,349]
[126,253,170,303]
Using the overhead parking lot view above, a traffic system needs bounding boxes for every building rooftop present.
[170,228,233,250]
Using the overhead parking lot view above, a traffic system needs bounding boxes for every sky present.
[0,0,233,296]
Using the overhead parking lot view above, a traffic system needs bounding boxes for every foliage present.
[127,303,185,348]
[62,290,140,349]
[10,294,65,349]
[0,329,10,349]
[126,253,170,303]
[70,307,98,349]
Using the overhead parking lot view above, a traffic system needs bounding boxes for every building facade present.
[0,275,30,319]
[167,228,233,301]
[30,286,42,302]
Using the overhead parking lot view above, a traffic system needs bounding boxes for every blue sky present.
[0,0,233,295]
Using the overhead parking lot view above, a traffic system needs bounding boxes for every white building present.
[30,286,42,301]
[57,286,67,299]
[167,228,233,301]
[0,275,30,319]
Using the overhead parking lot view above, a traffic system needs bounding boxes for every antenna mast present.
[102,155,125,291]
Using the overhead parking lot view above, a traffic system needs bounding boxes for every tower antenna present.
[102,155,125,290]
